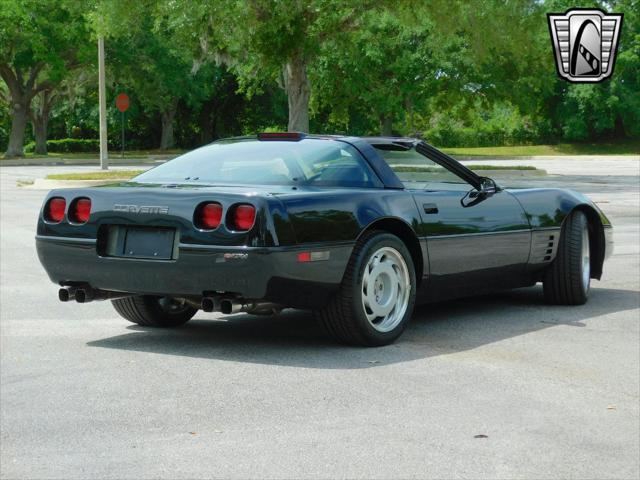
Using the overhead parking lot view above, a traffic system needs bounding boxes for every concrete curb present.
[2,154,637,167]
[469,169,547,177]
[455,155,637,161]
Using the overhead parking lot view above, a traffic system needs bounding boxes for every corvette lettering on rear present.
[113,204,169,214]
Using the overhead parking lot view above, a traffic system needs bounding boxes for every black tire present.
[111,295,196,327]
[316,231,416,347]
[543,211,591,305]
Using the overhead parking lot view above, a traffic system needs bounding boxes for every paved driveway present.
[1,161,638,479]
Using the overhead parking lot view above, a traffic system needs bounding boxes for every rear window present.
[133,139,380,188]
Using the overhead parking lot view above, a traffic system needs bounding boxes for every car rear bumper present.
[36,235,353,308]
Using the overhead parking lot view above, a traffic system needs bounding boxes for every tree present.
[29,89,57,155]
[162,0,374,133]
[241,0,377,132]
[95,1,209,150]
[549,0,640,140]
[28,71,92,154]
[0,0,90,157]
[312,10,439,135]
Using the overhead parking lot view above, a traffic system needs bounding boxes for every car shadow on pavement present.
[87,286,639,369]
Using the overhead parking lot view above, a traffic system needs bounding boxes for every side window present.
[219,157,293,183]
[301,145,377,187]
[376,148,471,191]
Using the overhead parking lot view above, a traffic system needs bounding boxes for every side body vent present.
[531,229,560,264]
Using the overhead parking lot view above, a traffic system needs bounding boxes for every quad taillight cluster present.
[45,197,92,224]
[45,197,256,232]
[194,202,256,231]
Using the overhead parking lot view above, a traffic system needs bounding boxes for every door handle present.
[423,203,439,214]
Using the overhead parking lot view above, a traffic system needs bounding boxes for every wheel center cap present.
[374,276,385,303]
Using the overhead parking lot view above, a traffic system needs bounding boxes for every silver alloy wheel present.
[582,224,591,292]
[361,246,411,333]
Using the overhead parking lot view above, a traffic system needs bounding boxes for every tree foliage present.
[0,0,91,156]
[0,0,638,157]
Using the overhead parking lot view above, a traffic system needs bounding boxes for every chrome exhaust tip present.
[201,297,217,312]
[219,299,237,315]
[75,288,89,303]
[58,287,75,302]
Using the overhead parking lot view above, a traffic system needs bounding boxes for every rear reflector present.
[257,132,304,141]
[46,197,66,223]
[195,202,223,229]
[70,198,91,223]
[297,252,311,262]
[231,204,256,231]
[297,251,330,262]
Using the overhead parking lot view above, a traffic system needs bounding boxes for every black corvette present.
[36,133,613,346]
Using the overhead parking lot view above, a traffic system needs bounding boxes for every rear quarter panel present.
[274,188,422,244]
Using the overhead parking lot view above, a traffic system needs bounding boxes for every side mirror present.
[479,177,500,195]
[461,177,501,208]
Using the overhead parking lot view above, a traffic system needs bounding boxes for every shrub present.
[24,138,100,154]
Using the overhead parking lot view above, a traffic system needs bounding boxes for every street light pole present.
[98,36,108,170]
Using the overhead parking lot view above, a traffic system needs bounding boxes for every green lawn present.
[442,141,639,156]
[46,170,147,180]
[46,164,540,181]
[4,141,639,162]
[19,149,183,160]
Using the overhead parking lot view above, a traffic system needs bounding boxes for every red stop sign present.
[115,93,130,112]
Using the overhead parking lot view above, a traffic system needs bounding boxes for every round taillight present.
[45,197,66,223]
[195,202,223,229]
[69,198,91,223]
[231,204,256,231]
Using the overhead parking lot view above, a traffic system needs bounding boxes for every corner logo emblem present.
[547,8,623,83]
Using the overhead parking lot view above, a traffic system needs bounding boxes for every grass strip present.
[45,170,147,180]
[392,165,538,172]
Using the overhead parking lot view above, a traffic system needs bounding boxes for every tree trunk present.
[199,100,215,145]
[283,52,311,132]
[405,97,414,135]
[1,63,46,158]
[33,115,49,155]
[380,115,393,136]
[6,99,28,157]
[160,101,178,150]
[31,90,53,155]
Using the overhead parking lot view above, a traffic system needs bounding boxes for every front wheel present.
[112,295,196,327]
[543,211,591,305]
[316,231,416,346]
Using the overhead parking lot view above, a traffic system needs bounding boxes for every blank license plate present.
[121,227,175,260]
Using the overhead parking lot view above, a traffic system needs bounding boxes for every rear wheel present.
[111,295,196,327]
[543,211,591,305]
[316,231,416,346]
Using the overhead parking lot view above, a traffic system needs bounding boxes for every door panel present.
[412,188,532,299]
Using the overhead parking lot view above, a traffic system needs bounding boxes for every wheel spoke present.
[360,246,411,333]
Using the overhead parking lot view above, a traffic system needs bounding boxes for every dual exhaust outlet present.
[201,296,281,315]
[58,287,130,303]
[58,287,279,315]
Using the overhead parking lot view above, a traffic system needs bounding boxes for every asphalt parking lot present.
[1,160,639,479]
